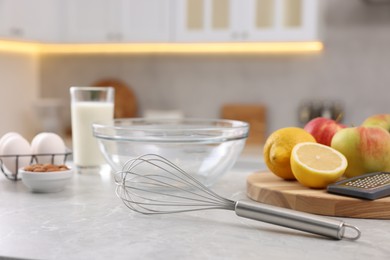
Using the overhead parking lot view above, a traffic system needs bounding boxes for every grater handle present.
[235,200,361,240]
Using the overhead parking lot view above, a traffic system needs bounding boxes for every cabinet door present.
[174,0,236,42]
[281,0,319,41]
[174,0,319,42]
[121,0,171,42]
[64,0,122,43]
[247,0,319,42]
[0,0,61,42]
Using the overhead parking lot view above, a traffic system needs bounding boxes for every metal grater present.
[327,172,390,200]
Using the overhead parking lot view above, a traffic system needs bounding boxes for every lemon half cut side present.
[291,142,348,188]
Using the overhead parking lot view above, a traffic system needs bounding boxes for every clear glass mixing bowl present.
[92,118,249,186]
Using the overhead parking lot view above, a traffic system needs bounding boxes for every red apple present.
[304,117,346,146]
[362,114,390,132]
[331,126,390,177]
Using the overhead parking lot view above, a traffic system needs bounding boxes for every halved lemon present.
[290,142,348,188]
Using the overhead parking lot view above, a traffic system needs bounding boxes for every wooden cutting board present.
[247,171,390,219]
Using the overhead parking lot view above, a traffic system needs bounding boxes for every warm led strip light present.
[0,40,323,54]
[0,40,40,53]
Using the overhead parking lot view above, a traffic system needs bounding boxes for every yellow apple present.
[331,126,390,177]
[362,114,390,132]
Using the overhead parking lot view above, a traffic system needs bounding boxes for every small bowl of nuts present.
[20,164,73,193]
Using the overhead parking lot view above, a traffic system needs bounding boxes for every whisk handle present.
[235,200,360,240]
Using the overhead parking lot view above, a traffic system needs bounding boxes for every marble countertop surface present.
[1,153,390,260]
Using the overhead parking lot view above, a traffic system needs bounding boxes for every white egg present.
[31,132,66,165]
[0,134,32,174]
[0,132,22,173]
[0,132,22,149]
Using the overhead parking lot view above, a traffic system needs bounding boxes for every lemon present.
[263,127,316,180]
[291,142,348,188]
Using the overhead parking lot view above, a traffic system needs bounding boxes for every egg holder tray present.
[0,151,72,181]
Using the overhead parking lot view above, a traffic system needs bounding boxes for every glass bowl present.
[92,118,249,186]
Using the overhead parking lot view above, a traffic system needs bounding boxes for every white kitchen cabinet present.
[0,0,61,42]
[64,0,172,43]
[174,0,319,42]
[63,0,122,43]
[121,0,171,42]
[0,0,319,45]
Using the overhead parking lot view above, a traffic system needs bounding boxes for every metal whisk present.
[114,154,361,240]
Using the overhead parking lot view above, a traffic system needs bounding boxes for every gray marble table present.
[0,154,389,260]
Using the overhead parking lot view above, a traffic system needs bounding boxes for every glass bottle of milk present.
[70,87,114,173]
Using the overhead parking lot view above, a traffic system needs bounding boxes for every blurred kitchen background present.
[0,0,389,146]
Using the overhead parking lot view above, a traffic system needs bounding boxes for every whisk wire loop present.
[114,154,235,214]
[121,173,227,206]
[122,154,229,203]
